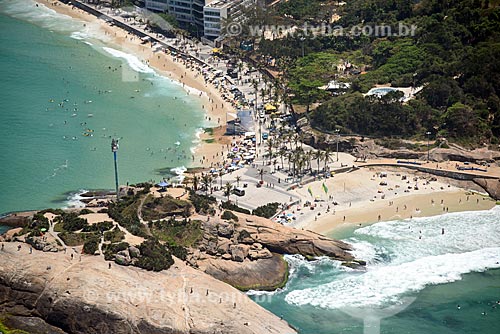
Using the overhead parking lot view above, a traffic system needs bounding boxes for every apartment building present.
[144,0,255,40]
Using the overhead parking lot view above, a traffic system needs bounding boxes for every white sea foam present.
[285,247,500,309]
[63,189,89,209]
[285,206,500,309]
[170,166,187,184]
[1,0,84,32]
[102,47,156,74]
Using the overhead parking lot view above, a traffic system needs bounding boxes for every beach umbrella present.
[40,228,47,232]
[157,181,170,188]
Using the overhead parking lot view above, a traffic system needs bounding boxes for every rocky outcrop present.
[196,212,358,291]
[474,178,500,200]
[200,253,288,291]
[0,211,33,228]
[0,242,296,334]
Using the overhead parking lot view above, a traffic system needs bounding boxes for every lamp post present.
[426,131,431,162]
[111,138,120,200]
[300,37,305,57]
[335,129,340,162]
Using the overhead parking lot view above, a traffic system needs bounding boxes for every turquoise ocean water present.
[1,2,500,333]
[0,0,205,215]
[250,207,500,333]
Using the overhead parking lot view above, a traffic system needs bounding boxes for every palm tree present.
[323,148,333,171]
[314,150,323,174]
[305,150,313,172]
[224,182,233,202]
[265,138,274,163]
[279,147,287,170]
[201,174,212,195]
[192,174,199,191]
[235,176,242,187]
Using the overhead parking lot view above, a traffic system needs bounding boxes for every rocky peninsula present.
[0,184,357,333]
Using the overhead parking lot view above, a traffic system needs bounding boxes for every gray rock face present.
[248,248,273,260]
[128,246,141,258]
[115,250,132,265]
[217,222,234,238]
[230,244,250,262]
[0,243,297,334]
[25,236,62,253]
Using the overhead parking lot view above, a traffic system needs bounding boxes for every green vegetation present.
[104,226,126,243]
[81,221,114,233]
[107,193,149,237]
[136,239,174,272]
[189,190,217,214]
[221,210,239,222]
[54,212,89,232]
[82,236,100,255]
[102,242,130,261]
[235,0,500,145]
[253,202,281,218]
[79,208,94,215]
[221,201,251,214]
[59,231,99,247]
[141,194,192,221]
[149,218,203,247]
[0,319,29,334]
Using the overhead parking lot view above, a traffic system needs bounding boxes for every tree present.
[224,182,233,202]
[201,174,212,195]
[235,176,242,188]
[323,148,333,170]
[192,174,199,191]
[314,150,323,174]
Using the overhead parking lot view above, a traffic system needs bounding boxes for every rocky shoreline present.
[0,243,297,334]
[0,190,358,333]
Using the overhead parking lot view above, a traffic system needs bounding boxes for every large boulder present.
[216,238,232,255]
[217,222,234,238]
[229,244,250,262]
[128,246,140,258]
[248,248,272,260]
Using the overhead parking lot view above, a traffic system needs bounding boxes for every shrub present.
[221,210,239,222]
[136,239,174,271]
[59,212,89,232]
[189,190,216,214]
[104,226,126,243]
[81,221,114,233]
[83,237,100,255]
[59,231,99,246]
[102,242,130,261]
[253,202,280,218]
[79,209,94,215]
[169,243,188,260]
[221,201,251,214]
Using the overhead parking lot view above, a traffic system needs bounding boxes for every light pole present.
[300,37,305,57]
[426,131,431,162]
[335,129,340,162]
[111,138,120,200]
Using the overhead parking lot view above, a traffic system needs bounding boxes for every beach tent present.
[157,181,170,189]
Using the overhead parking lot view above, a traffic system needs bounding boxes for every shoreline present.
[34,0,231,170]
[286,167,497,236]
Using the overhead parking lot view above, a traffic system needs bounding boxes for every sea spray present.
[284,206,500,309]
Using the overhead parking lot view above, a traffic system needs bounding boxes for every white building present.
[144,0,255,40]
[203,0,254,40]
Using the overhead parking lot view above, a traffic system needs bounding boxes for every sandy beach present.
[35,0,231,168]
[287,167,496,235]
